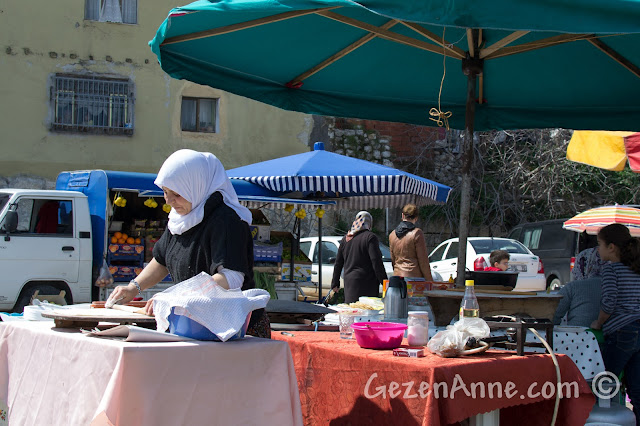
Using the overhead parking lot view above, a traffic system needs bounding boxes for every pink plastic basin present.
[351,321,408,349]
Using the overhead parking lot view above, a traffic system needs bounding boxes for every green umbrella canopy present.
[150,0,640,131]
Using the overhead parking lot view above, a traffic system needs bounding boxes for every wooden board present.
[41,308,156,329]
[446,288,538,296]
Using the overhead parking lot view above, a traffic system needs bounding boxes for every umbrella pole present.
[456,52,483,287]
[318,216,323,302]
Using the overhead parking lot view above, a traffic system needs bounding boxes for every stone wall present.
[0,175,56,190]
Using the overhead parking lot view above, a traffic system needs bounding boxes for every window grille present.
[51,75,134,135]
[85,0,137,24]
[181,97,218,133]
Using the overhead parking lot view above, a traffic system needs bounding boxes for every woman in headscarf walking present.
[107,149,270,338]
[331,211,387,304]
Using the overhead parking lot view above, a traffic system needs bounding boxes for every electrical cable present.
[529,328,561,426]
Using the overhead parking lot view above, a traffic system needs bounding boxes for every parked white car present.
[428,237,547,291]
[299,236,394,289]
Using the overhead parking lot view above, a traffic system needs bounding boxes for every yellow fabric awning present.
[566,131,635,171]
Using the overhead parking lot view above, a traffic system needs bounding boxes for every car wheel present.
[13,284,64,313]
[548,277,563,291]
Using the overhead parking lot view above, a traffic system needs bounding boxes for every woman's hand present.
[106,282,138,306]
[590,320,602,330]
[143,298,155,316]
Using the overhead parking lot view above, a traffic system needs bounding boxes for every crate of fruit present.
[108,243,145,257]
[108,265,143,282]
[254,242,283,262]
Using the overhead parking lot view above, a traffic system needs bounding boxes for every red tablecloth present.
[274,331,595,426]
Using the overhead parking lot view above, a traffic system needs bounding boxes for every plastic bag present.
[95,259,114,287]
[427,317,490,357]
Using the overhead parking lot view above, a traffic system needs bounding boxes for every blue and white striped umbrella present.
[227,143,451,209]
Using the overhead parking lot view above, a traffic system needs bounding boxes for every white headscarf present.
[155,149,252,235]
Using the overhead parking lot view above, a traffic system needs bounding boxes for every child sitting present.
[484,250,510,271]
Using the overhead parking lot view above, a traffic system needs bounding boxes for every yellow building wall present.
[0,1,313,181]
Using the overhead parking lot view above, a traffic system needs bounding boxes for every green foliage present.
[327,288,345,305]
[254,271,277,299]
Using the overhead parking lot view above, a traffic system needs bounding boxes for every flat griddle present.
[266,300,334,324]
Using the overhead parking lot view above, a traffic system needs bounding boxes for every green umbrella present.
[149,0,640,285]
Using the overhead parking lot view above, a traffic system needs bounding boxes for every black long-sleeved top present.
[331,230,387,303]
[153,192,263,328]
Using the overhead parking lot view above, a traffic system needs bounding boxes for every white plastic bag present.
[95,259,114,287]
[427,317,490,357]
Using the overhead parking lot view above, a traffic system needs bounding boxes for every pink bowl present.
[352,322,408,349]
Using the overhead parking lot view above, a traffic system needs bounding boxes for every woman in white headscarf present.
[331,211,387,303]
[107,149,271,338]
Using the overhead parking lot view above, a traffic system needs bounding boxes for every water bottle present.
[459,279,479,318]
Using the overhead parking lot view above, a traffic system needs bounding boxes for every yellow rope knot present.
[429,108,452,130]
[428,27,452,131]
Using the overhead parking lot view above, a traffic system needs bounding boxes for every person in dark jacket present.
[388,204,432,280]
[106,149,270,338]
[331,211,387,303]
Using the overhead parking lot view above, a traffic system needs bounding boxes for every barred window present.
[51,75,134,135]
[181,97,218,133]
[85,0,137,24]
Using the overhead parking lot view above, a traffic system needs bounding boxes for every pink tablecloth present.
[0,321,302,426]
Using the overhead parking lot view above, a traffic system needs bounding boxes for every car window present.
[13,198,74,235]
[445,242,459,259]
[429,243,447,262]
[0,194,8,212]
[469,239,529,254]
[521,227,542,250]
[507,228,521,240]
[299,241,312,258]
[379,243,391,262]
[314,241,338,263]
[539,223,574,250]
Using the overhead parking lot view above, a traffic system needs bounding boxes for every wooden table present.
[425,289,563,326]
[274,331,594,426]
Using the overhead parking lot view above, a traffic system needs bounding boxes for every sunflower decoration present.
[294,208,306,219]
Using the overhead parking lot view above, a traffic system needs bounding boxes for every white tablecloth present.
[528,329,604,380]
[0,321,303,426]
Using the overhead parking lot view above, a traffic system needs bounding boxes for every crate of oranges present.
[108,232,144,257]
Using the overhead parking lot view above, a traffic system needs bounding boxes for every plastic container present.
[168,308,251,341]
[351,321,408,349]
[407,311,429,346]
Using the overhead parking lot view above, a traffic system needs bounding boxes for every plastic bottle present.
[459,280,479,318]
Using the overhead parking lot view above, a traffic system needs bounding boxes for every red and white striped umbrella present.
[563,205,640,237]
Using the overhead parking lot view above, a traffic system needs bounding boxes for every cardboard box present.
[393,348,426,357]
[249,209,271,242]
[108,265,143,282]
[108,244,145,257]
[406,280,427,297]
[249,225,271,242]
